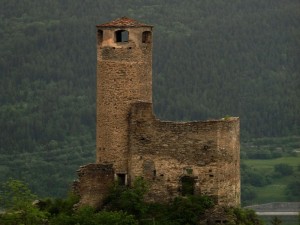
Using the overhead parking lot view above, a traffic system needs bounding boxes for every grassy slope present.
[243,156,300,204]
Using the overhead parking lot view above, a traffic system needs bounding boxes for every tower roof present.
[97,17,152,28]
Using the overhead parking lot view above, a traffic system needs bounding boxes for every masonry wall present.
[73,164,114,209]
[96,27,153,173]
[128,102,240,206]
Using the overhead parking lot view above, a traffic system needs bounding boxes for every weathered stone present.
[74,17,240,209]
[73,164,114,209]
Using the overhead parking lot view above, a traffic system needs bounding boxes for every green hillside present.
[0,0,299,199]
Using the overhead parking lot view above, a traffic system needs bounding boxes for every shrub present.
[0,179,48,225]
[227,208,264,225]
[104,177,148,218]
[274,163,293,176]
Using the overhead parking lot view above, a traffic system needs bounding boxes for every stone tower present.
[96,17,153,177]
[74,17,240,210]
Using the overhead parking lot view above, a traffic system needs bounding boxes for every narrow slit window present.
[97,30,103,44]
[115,30,129,43]
[153,170,156,178]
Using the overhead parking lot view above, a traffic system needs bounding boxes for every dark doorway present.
[117,173,126,185]
[181,176,195,196]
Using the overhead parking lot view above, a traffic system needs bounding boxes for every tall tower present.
[96,17,153,176]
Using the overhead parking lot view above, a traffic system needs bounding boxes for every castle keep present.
[74,17,240,208]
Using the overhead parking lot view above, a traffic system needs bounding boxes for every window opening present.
[115,30,129,43]
[181,176,195,196]
[97,30,103,45]
[142,31,152,43]
[153,170,156,179]
[117,173,126,185]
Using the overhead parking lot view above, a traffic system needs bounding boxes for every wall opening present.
[143,160,155,180]
[181,176,195,196]
[115,30,129,43]
[116,173,126,185]
[142,31,152,43]
[97,29,103,45]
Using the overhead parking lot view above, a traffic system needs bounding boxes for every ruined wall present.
[73,164,114,209]
[75,17,241,210]
[128,102,240,206]
[96,27,152,173]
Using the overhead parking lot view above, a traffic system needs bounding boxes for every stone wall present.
[128,102,240,206]
[73,164,114,209]
[75,17,241,210]
[96,27,153,174]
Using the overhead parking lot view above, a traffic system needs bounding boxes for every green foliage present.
[40,193,80,216]
[104,177,149,218]
[0,0,299,199]
[0,179,36,210]
[241,164,271,187]
[167,195,214,225]
[0,179,48,225]
[0,179,266,225]
[50,207,138,225]
[273,163,294,177]
[242,155,300,204]
[227,208,265,225]
[242,185,257,204]
[270,216,282,225]
[241,136,300,161]
[285,179,300,200]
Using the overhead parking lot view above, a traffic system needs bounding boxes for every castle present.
[74,17,240,208]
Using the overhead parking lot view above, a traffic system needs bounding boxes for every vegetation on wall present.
[0,179,264,225]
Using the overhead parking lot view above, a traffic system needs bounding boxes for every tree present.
[285,180,300,200]
[271,216,282,225]
[227,208,264,225]
[0,179,47,225]
[274,163,293,176]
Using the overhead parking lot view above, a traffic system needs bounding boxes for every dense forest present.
[0,0,299,199]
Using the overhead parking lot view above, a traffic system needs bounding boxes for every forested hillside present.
[0,0,299,198]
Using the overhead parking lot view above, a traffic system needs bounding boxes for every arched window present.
[142,31,152,43]
[97,30,103,45]
[115,30,129,43]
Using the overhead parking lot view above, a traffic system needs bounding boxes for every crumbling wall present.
[128,102,240,206]
[73,164,114,209]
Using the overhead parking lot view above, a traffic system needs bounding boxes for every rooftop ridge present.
[97,16,152,28]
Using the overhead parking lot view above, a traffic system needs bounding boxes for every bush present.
[104,177,148,218]
[227,208,264,225]
[274,163,293,176]
[242,170,271,187]
[50,206,138,225]
[167,195,214,225]
[0,179,48,225]
[285,180,300,200]
[242,185,257,204]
